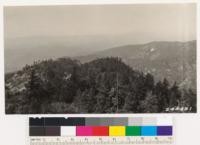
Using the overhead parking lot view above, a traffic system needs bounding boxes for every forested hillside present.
[76,41,196,89]
[5,57,196,114]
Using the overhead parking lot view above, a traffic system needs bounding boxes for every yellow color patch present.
[109,126,125,136]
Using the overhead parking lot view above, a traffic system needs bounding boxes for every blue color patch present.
[141,126,157,136]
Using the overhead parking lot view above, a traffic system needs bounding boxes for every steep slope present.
[76,41,196,89]
[5,57,196,114]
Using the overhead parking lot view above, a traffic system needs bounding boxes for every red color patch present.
[92,126,109,136]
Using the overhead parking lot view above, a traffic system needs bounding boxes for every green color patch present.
[126,126,141,136]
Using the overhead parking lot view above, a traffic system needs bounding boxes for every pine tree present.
[94,93,107,113]
[140,91,159,113]
[5,86,11,100]
[79,88,96,113]
[5,85,14,113]
[25,69,44,113]
[169,82,181,108]
[154,79,170,112]
[123,92,138,112]
[145,73,154,91]
[188,89,196,112]
[61,67,78,103]
[162,78,170,105]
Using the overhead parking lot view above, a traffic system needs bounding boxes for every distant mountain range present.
[4,35,138,72]
[76,40,196,89]
[5,40,196,89]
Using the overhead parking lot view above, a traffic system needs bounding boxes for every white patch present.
[150,48,155,52]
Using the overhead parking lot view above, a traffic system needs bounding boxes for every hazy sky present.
[4,4,196,43]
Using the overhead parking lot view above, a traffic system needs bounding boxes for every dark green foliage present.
[123,92,138,113]
[5,85,14,113]
[188,89,197,112]
[169,82,181,107]
[180,88,196,112]
[5,57,196,113]
[154,79,170,112]
[140,91,159,113]
[145,73,154,91]
[25,68,46,113]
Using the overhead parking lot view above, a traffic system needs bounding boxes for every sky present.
[4,4,196,43]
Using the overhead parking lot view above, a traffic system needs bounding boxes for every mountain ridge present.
[5,40,196,90]
[75,40,196,89]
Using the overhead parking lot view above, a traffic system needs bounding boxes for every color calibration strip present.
[29,117,173,137]
[30,136,173,145]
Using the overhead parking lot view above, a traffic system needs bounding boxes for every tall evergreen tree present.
[123,92,138,112]
[140,91,159,113]
[25,69,44,113]
[188,89,196,112]
[169,82,181,108]
[145,73,154,91]
[154,78,170,112]
[79,88,96,113]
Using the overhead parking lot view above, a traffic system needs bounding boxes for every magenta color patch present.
[76,126,93,136]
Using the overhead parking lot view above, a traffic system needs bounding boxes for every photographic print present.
[4,4,196,114]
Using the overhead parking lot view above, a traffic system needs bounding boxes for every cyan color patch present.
[141,126,157,136]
